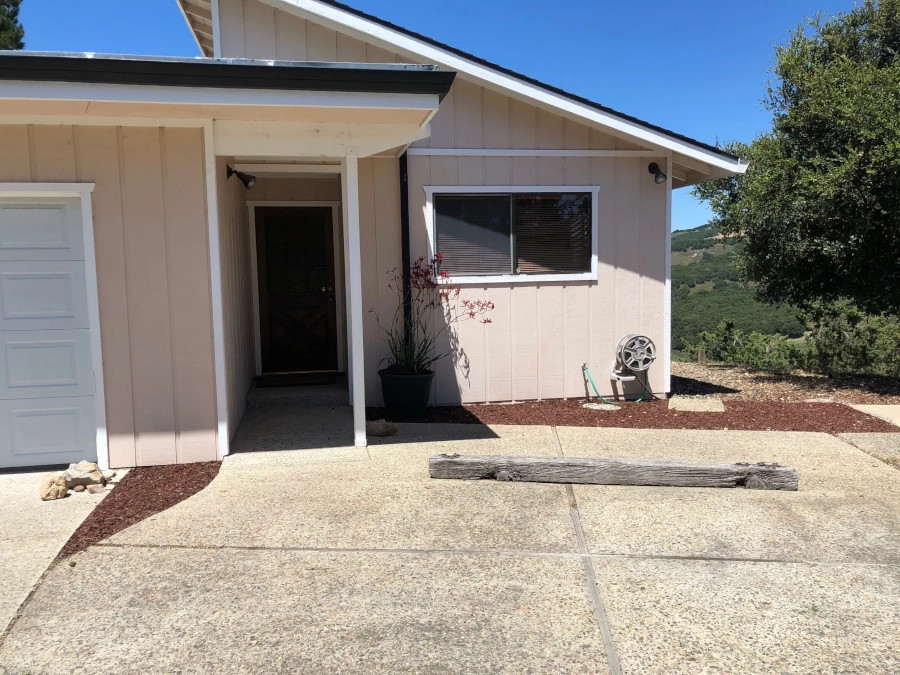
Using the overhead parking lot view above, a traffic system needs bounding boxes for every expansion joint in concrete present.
[552,425,624,675]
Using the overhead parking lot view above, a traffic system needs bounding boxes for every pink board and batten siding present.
[218,0,410,63]
[0,124,218,468]
[218,0,670,403]
[406,80,668,402]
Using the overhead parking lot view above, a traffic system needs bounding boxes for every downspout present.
[399,152,412,338]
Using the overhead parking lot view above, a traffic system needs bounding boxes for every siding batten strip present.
[158,129,182,464]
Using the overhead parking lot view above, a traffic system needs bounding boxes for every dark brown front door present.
[256,206,338,374]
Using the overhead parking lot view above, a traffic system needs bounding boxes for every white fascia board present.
[211,0,223,58]
[259,0,746,175]
[0,80,440,112]
[174,0,206,56]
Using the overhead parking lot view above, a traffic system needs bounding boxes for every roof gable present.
[177,0,745,178]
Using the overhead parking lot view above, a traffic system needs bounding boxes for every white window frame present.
[424,185,600,285]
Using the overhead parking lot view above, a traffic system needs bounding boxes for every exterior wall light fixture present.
[648,162,667,185]
[226,165,257,190]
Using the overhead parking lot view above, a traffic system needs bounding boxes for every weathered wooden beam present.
[429,454,799,491]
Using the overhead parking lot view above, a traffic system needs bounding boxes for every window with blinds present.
[434,192,592,276]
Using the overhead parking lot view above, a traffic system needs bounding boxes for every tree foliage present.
[0,0,24,50]
[693,0,900,315]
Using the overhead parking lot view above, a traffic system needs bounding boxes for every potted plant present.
[372,254,494,418]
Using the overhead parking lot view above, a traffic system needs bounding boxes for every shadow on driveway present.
[231,403,499,453]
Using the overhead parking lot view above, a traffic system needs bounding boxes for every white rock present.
[65,460,105,488]
[583,402,619,412]
[668,396,725,412]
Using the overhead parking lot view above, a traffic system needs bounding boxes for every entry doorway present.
[250,203,345,381]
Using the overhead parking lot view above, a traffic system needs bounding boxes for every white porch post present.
[341,155,367,447]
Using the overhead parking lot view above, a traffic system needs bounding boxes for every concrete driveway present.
[0,470,109,637]
[1,423,898,674]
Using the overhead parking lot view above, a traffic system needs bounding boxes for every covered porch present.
[0,52,454,466]
[203,66,455,456]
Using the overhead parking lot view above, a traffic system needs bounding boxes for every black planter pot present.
[378,368,435,419]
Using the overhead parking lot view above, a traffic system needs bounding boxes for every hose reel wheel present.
[616,334,657,372]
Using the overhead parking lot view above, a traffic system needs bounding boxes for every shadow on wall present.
[429,281,661,405]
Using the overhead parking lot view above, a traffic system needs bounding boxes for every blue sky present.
[20,0,858,230]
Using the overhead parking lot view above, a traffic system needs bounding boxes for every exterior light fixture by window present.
[648,162,667,185]
[226,165,257,190]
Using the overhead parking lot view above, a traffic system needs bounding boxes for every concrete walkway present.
[0,471,108,635]
[1,424,898,673]
[850,404,900,428]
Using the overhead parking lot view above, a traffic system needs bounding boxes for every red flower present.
[370,254,495,373]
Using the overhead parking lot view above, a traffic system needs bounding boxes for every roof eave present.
[0,52,457,100]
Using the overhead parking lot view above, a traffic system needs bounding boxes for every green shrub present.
[683,320,808,372]
[683,306,900,377]
[805,303,900,377]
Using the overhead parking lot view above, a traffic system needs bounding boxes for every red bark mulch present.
[370,399,899,435]
[59,461,221,559]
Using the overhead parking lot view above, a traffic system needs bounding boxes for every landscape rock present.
[72,485,86,493]
[583,402,620,412]
[366,419,399,437]
[668,396,726,413]
[86,484,106,494]
[65,460,105,488]
[39,474,68,501]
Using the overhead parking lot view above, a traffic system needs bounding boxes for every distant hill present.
[671,223,805,350]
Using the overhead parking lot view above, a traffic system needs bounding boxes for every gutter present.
[0,52,456,99]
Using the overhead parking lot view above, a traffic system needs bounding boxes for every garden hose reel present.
[582,334,657,407]
[614,334,657,375]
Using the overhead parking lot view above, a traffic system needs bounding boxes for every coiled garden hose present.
[582,363,657,404]
[582,363,618,406]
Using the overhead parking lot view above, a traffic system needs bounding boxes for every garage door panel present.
[0,396,97,468]
[0,195,98,469]
[0,329,93,399]
[0,261,89,330]
[0,201,84,261]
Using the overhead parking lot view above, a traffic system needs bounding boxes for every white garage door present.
[0,197,98,469]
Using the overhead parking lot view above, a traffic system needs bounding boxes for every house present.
[0,0,745,470]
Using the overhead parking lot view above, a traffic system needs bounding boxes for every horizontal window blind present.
[435,195,512,275]
[515,194,591,274]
